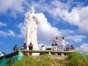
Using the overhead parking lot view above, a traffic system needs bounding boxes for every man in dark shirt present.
[28,42,33,55]
[29,42,33,50]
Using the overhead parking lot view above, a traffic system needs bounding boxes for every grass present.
[12,54,65,66]
[12,53,88,66]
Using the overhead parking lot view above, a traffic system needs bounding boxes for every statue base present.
[32,49,40,56]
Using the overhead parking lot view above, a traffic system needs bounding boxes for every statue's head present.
[30,7,35,13]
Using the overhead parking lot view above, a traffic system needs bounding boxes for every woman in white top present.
[61,37,66,51]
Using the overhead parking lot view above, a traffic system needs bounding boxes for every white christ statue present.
[24,7,40,50]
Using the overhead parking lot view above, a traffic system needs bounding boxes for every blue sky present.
[0,0,88,54]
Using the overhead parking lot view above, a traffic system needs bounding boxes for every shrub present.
[66,52,88,66]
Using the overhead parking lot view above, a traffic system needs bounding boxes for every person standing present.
[66,45,71,51]
[29,42,33,50]
[54,37,59,46]
[13,45,18,51]
[53,37,59,51]
[61,37,66,51]
[24,7,40,50]
[22,43,27,50]
[41,45,46,50]
[29,42,33,55]
[40,45,46,55]
[71,45,75,50]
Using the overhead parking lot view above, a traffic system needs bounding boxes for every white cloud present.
[76,43,88,53]
[51,6,88,33]
[0,22,7,27]
[0,0,29,17]
[36,13,75,45]
[50,5,88,33]
[51,0,72,10]
[37,13,61,44]
[0,30,16,37]
[66,35,86,43]
[63,9,80,25]
[17,22,26,38]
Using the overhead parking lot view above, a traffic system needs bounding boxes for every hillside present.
[12,52,88,66]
